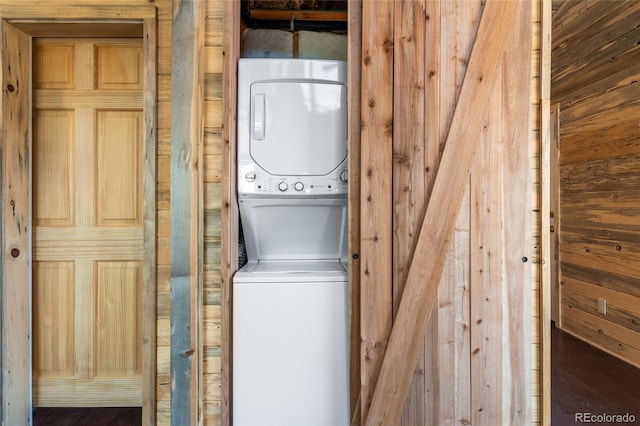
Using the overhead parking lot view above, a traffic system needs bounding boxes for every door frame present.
[550,103,561,326]
[1,8,157,425]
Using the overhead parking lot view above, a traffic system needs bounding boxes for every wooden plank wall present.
[202,0,225,423]
[551,0,640,369]
[155,2,176,423]
[358,0,541,424]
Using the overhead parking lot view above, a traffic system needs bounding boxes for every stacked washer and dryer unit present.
[233,59,350,425]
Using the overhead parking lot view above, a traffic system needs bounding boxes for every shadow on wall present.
[242,28,347,61]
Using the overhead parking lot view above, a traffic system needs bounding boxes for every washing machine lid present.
[234,260,348,283]
[249,80,347,176]
[240,260,346,274]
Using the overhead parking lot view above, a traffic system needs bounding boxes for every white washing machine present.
[233,59,349,426]
[233,261,349,426]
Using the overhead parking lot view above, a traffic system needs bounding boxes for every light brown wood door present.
[32,38,144,407]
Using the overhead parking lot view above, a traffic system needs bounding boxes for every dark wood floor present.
[552,324,640,425]
[33,407,141,426]
[31,327,640,425]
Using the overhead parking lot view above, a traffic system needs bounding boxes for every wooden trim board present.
[0,4,156,20]
[540,0,553,422]
[169,1,204,424]
[347,0,363,422]
[221,0,241,423]
[248,9,347,22]
[142,16,159,426]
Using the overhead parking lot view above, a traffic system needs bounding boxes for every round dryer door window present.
[249,81,347,176]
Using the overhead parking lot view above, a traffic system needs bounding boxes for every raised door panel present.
[32,261,75,377]
[33,44,74,89]
[95,110,142,226]
[94,261,142,377]
[95,44,143,90]
[33,109,75,226]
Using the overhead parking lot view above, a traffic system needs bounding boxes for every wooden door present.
[32,38,144,407]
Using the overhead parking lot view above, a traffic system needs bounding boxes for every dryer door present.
[250,81,347,176]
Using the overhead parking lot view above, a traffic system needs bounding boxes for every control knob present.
[339,170,348,183]
[245,171,257,182]
[294,182,304,191]
[278,181,288,192]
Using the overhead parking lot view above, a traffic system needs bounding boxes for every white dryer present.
[237,58,348,202]
[233,59,349,426]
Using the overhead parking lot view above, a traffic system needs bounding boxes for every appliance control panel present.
[238,162,348,197]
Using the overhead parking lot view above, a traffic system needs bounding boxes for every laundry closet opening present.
[222,1,358,424]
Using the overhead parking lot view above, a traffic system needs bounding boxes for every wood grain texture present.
[9,22,143,38]
[1,9,162,420]
[422,1,481,424]
[364,1,529,423]
[220,0,240,424]
[359,0,394,423]
[552,1,640,102]
[347,0,363,420]
[541,11,553,377]
[421,1,446,423]
[438,189,472,425]
[31,38,146,408]
[248,8,346,22]
[202,0,224,422]
[498,3,535,420]
[0,2,156,19]
[553,0,640,370]
[150,3,173,424]
[170,0,204,424]
[193,3,205,424]
[142,17,158,426]
[392,2,427,424]
[546,99,560,423]
[469,82,503,424]
[1,21,32,426]
[392,0,426,318]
